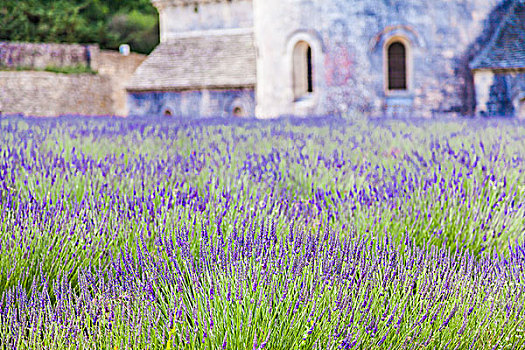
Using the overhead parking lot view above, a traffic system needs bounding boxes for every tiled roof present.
[471,1,525,70]
[127,32,256,91]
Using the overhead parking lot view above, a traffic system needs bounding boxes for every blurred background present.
[0,0,159,54]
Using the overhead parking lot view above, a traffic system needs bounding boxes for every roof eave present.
[471,66,525,73]
[152,0,247,11]
[126,83,256,92]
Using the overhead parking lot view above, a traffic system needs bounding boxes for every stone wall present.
[95,51,146,116]
[0,42,98,69]
[128,89,255,118]
[253,0,503,118]
[0,71,112,116]
[0,43,146,117]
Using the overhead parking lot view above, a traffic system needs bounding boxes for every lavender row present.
[2,117,524,253]
[2,218,525,348]
[1,116,525,348]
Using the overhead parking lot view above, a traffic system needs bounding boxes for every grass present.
[0,64,97,74]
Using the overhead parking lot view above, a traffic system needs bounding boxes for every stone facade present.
[156,0,253,41]
[253,0,515,118]
[129,0,524,118]
[128,89,255,118]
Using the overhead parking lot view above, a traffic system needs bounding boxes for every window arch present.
[232,106,244,118]
[293,41,314,100]
[227,96,250,118]
[387,41,407,90]
[163,108,173,117]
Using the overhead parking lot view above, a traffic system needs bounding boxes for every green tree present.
[106,10,159,54]
[0,0,159,54]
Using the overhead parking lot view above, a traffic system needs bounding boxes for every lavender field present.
[1,116,525,349]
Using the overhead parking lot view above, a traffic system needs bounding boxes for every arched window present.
[387,42,407,90]
[293,41,314,99]
[163,108,173,117]
[229,97,248,118]
[232,106,244,117]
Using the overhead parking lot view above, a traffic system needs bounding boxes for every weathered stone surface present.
[0,44,145,117]
[475,70,525,117]
[253,0,502,118]
[128,89,255,118]
[471,2,525,70]
[96,51,146,116]
[0,42,98,70]
[127,32,256,91]
[0,71,112,116]
[157,0,253,41]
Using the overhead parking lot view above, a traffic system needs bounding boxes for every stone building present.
[127,0,525,118]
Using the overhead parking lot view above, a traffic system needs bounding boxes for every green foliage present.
[106,10,159,54]
[0,0,159,54]
[0,64,97,74]
[43,64,97,74]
